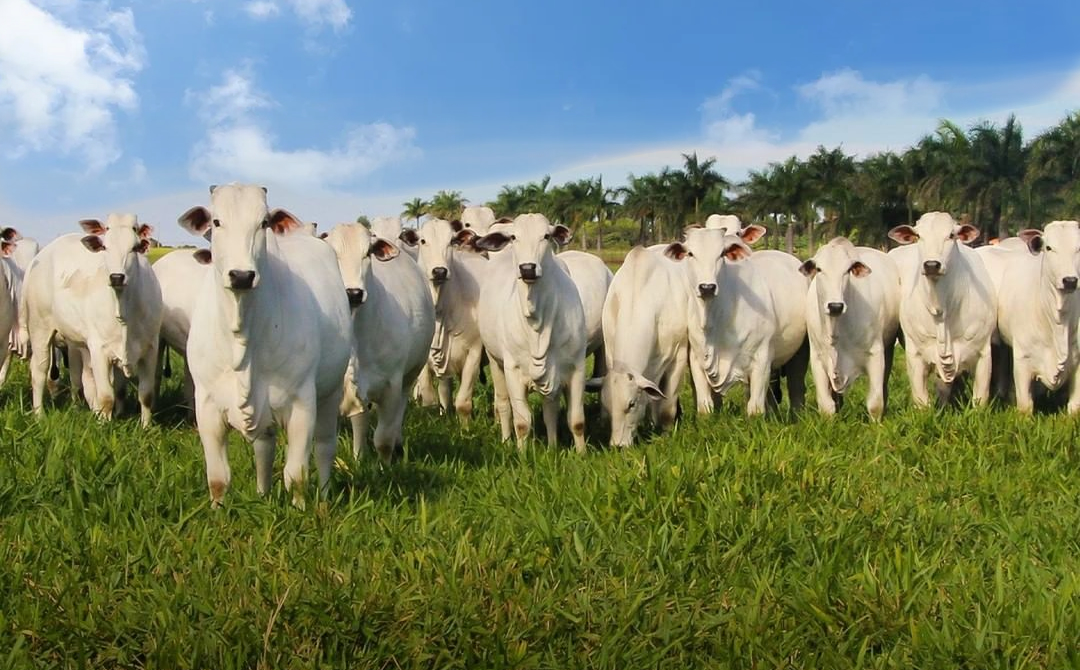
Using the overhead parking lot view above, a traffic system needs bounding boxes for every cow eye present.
[948,232,956,239]
[212,219,221,228]
[543,233,551,240]
[464,223,471,228]
[510,235,516,241]
[627,399,636,410]
[261,218,271,229]
[420,238,427,245]
[1046,245,1053,252]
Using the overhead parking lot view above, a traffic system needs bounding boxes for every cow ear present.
[849,261,872,278]
[1,241,14,257]
[136,223,153,240]
[209,184,219,195]
[799,259,818,277]
[79,219,105,235]
[268,208,302,235]
[318,232,329,240]
[1017,229,1043,253]
[261,186,268,194]
[551,225,572,247]
[451,229,477,247]
[634,375,666,400]
[81,236,105,253]
[888,225,919,244]
[399,229,419,247]
[663,242,689,261]
[193,249,213,265]
[370,238,399,261]
[723,242,751,262]
[134,239,150,254]
[1,227,21,242]
[738,224,767,245]
[179,206,212,236]
[955,224,980,244]
[474,232,512,252]
[450,219,464,233]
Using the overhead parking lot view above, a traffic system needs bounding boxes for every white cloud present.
[0,0,145,171]
[244,0,280,20]
[700,71,778,147]
[188,67,419,190]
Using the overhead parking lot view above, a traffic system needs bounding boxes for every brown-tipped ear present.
[79,219,105,235]
[1,227,21,241]
[955,224,980,244]
[451,229,477,247]
[495,217,513,224]
[722,242,751,262]
[888,225,918,245]
[137,223,153,239]
[318,232,329,240]
[81,236,105,253]
[268,208,302,235]
[474,232,512,253]
[399,229,419,246]
[134,239,150,254]
[193,249,213,265]
[849,261,872,278]
[449,219,464,233]
[370,238,400,261]
[178,206,212,236]
[551,224,572,247]
[663,242,689,261]
[739,224,767,245]
[1,241,14,256]
[1018,229,1043,253]
[799,259,818,277]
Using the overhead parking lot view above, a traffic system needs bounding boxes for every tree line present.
[393,112,1080,253]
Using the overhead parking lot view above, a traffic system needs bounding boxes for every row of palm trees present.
[394,112,1080,253]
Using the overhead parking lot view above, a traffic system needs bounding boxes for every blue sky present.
[1,0,1079,244]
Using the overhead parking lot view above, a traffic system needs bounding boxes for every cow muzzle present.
[346,288,366,307]
[109,273,126,288]
[519,263,538,283]
[431,266,449,285]
[698,283,717,299]
[826,301,845,316]
[922,260,943,277]
[1063,276,1078,293]
[228,269,257,290]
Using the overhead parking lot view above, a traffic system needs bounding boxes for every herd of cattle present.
[0,183,1075,506]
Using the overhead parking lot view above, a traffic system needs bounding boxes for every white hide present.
[601,246,691,446]
[802,238,900,419]
[371,217,417,261]
[152,248,213,411]
[178,184,351,508]
[888,212,995,407]
[557,249,613,369]
[22,215,163,425]
[460,206,498,235]
[476,214,588,452]
[324,223,435,461]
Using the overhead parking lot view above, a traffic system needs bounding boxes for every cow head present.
[1019,221,1080,294]
[799,237,870,317]
[663,228,751,299]
[460,206,497,235]
[602,368,665,447]
[399,218,476,287]
[78,213,152,290]
[178,184,299,291]
[888,212,978,279]
[323,223,399,308]
[473,213,571,284]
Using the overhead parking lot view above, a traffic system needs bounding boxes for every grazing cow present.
[178,184,351,507]
[400,218,488,421]
[476,214,588,452]
[600,246,691,446]
[323,223,435,461]
[800,237,900,419]
[22,215,163,424]
[152,248,213,413]
[557,250,613,376]
[664,228,808,416]
[888,212,995,407]
[983,222,1080,413]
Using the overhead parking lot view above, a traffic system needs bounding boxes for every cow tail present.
[48,346,61,381]
[162,342,173,379]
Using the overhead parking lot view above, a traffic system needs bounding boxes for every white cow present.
[370,216,417,262]
[460,206,498,235]
[664,229,808,415]
[22,215,163,424]
[323,223,435,461]
[476,214,588,452]
[152,248,213,413]
[600,245,691,446]
[985,222,1080,413]
[888,212,995,407]
[178,184,351,507]
[800,237,900,419]
[0,227,38,361]
[557,250,613,376]
[400,218,488,421]
[0,238,18,386]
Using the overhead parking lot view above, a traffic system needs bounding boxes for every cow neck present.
[515,254,558,396]
[1037,261,1074,379]
[919,258,964,382]
[217,248,273,372]
[429,254,457,376]
[699,261,742,393]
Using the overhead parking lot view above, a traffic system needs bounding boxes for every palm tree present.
[488,185,526,218]
[968,115,1026,238]
[402,197,429,227]
[804,145,856,249]
[428,190,468,220]
[584,176,618,250]
[1027,113,1080,221]
[680,152,730,219]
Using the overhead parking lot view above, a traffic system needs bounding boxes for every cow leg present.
[88,349,115,421]
[809,351,836,416]
[688,353,713,414]
[374,382,407,464]
[282,387,318,509]
[182,357,196,420]
[567,364,587,455]
[906,351,931,408]
[350,411,368,460]
[746,357,772,416]
[136,346,158,427]
[253,429,276,497]
[195,394,230,507]
[437,375,452,416]
[0,349,9,388]
[413,362,439,407]
[504,364,532,452]
[454,344,484,425]
[785,339,809,412]
[1066,369,1080,415]
[313,386,343,499]
[658,353,688,430]
[28,328,52,416]
[972,344,992,407]
[488,358,513,442]
[866,347,886,422]
[1012,356,1035,414]
[542,394,560,449]
[882,340,896,412]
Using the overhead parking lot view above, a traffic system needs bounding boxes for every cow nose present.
[923,260,942,275]
[228,270,256,290]
[431,266,449,283]
[698,283,717,298]
[1064,276,1078,292]
[519,263,538,282]
[346,288,366,307]
[827,302,845,316]
[108,273,126,288]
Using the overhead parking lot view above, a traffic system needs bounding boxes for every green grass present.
[1,350,1079,669]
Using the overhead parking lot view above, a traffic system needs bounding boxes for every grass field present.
[1,350,1078,669]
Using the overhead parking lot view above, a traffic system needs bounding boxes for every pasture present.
[1,344,1078,669]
